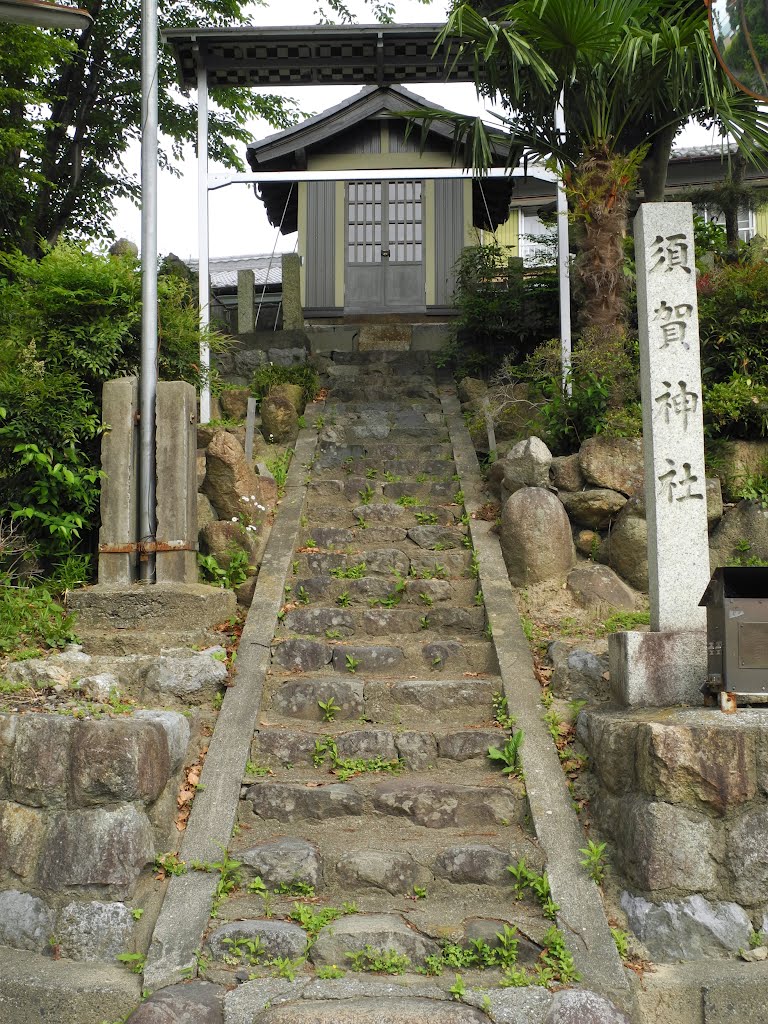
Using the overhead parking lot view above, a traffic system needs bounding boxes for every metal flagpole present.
[555,90,572,396]
[139,0,158,581]
[197,60,211,424]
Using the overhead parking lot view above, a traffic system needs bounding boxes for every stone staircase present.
[200,355,557,1000]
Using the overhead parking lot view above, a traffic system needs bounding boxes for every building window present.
[696,204,755,243]
[519,209,557,264]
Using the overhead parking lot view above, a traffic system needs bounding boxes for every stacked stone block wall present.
[0,710,186,962]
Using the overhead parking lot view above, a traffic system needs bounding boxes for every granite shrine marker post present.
[609,202,710,706]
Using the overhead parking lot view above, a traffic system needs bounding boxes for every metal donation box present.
[700,567,768,701]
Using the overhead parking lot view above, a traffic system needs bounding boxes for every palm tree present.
[437,0,768,344]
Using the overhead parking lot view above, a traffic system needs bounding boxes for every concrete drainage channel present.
[139,361,632,1023]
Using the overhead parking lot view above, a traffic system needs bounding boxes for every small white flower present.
[231,517,238,523]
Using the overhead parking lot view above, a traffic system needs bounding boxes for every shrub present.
[250,364,320,408]
[0,242,228,563]
[698,261,768,385]
[438,243,559,377]
[495,335,641,454]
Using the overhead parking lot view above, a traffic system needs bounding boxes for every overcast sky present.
[110,0,716,261]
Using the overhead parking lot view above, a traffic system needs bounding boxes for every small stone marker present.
[635,202,709,632]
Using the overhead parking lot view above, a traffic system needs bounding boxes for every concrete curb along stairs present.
[144,404,324,991]
[441,390,630,1007]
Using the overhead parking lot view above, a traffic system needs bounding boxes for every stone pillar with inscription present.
[609,203,709,707]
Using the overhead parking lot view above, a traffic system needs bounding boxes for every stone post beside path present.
[610,203,709,706]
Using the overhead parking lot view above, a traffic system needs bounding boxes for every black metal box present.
[700,567,768,696]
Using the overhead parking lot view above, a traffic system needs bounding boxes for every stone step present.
[329,458,455,479]
[270,638,498,676]
[309,477,456,505]
[315,446,455,471]
[242,775,526,830]
[227,830,544,888]
[321,440,454,463]
[278,605,486,641]
[250,724,508,770]
[287,575,478,608]
[302,501,459,531]
[292,547,473,582]
[260,675,501,725]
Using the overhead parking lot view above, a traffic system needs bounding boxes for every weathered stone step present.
[288,575,478,608]
[307,479,457,508]
[292,547,472,581]
[221,834,545,903]
[243,776,526,829]
[335,440,454,462]
[278,605,485,640]
[251,724,508,769]
[270,638,498,676]
[329,382,440,403]
[260,675,500,725]
[330,458,455,478]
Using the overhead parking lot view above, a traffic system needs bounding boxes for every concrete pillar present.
[98,377,139,585]
[609,203,709,707]
[237,269,255,335]
[155,381,198,584]
[281,253,303,330]
[635,202,709,632]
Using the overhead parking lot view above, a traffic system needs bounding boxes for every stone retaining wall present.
[578,706,768,960]
[0,706,190,962]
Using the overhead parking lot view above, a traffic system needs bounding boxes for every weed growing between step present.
[313,734,404,780]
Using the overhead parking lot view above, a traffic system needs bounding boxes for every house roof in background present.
[247,84,511,167]
[184,254,283,291]
[161,23,475,89]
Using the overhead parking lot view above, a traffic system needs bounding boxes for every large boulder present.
[500,487,575,585]
[566,564,639,612]
[269,382,304,414]
[709,500,768,569]
[457,377,487,405]
[559,488,627,530]
[200,520,265,571]
[489,436,552,500]
[579,435,644,497]
[706,477,723,531]
[219,387,251,422]
[621,892,751,962]
[202,430,276,522]
[711,439,768,501]
[261,394,299,443]
[550,453,585,492]
[599,497,648,591]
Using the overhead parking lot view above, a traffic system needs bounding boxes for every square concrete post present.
[281,253,303,330]
[635,202,710,632]
[610,203,709,707]
[237,269,255,335]
[155,381,198,584]
[98,377,139,584]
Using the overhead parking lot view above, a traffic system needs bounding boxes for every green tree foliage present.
[435,1,768,345]
[0,0,430,255]
[0,242,228,560]
[698,258,768,439]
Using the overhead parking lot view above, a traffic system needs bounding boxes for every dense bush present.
[0,242,228,563]
[440,244,560,377]
[250,363,320,407]
[698,260,768,439]
[494,335,641,455]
